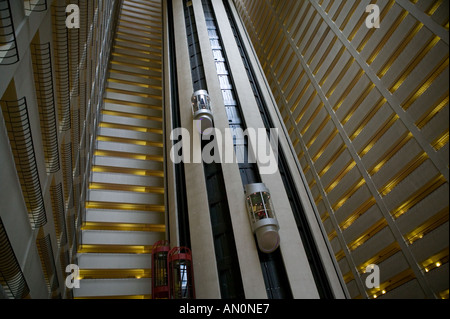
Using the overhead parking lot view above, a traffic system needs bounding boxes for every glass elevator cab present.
[192,90,214,133]
[168,246,195,299]
[245,183,280,253]
[152,240,170,299]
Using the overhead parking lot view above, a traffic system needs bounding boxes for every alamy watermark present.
[65,264,80,289]
[64,4,381,30]
[65,4,80,29]
[366,4,381,29]
[365,264,380,289]
[170,121,279,175]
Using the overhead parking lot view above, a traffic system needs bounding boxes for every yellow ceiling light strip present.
[93,150,163,162]
[318,145,347,178]
[389,35,440,93]
[124,0,160,12]
[368,131,413,176]
[110,60,162,73]
[106,87,162,100]
[313,36,337,76]
[343,271,354,284]
[301,17,323,57]
[415,91,448,129]
[99,122,163,135]
[92,165,164,177]
[89,182,164,194]
[113,44,160,59]
[284,67,304,102]
[325,57,355,99]
[295,91,317,124]
[85,201,165,212]
[118,23,161,36]
[82,222,165,232]
[319,46,346,87]
[290,81,310,113]
[97,135,163,148]
[401,55,449,110]
[301,102,324,136]
[314,193,322,206]
[119,13,160,26]
[368,268,416,298]
[325,160,357,194]
[306,28,331,66]
[109,68,162,83]
[298,9,321,48]
[439,289,449,299]
[347,0,377,42]
[115,36,152,48]
[391,174,447,219]
[101,109,162,122]
[320,210,330,224]
[421,248,449,272]
[426,0,443,15]
[367,10,409,65]
[103,98,162,111]
[339,1,360,31]
[305,114,330,149]
[377,21,424,79]
[334,250,345,262]
[297,149,305,162]
[121,7,159,19]
[358,113,399,158]
[108,78,162,90]
[357,242,401,274]
[347,218,388,251]
[312,129,339,162]
[404,206,449,245]
[349,97,386,141]
[302,161,310,174]
[267,28,282,63]
[78,269,151,280]
[340,196,377,231]
[290,2,311,37]
[78,244,153,254]
[276,50,295,90]
[116,30,160,43]
[332,177,366,212]
[378,152,429,197]
[308,177,317,189]
[114,40,162,54]
[287,2,308,33]
[112,51,161,64]
[431,130,449,151]
[287,125,295,136]
[333,69,366,113]
[327,229,337,242]
[330,1,347,22]
[341,83,375,126]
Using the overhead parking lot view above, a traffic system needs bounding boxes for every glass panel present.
[248,192,267,221]
[171,260,193,299]
[155,252,168,287]
[262,192,275,219]
[192,92,211,112]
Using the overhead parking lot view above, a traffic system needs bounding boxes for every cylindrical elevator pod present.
[192,90,214,133]
[152,240,170,299]
[168,246,196,299]
[245,183,280,254]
